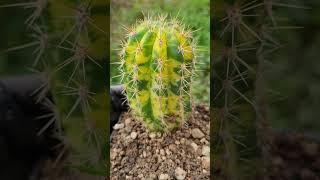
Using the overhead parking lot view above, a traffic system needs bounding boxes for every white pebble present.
[175,167,187,180]
[130,132,137,139]
[113,123,124,130]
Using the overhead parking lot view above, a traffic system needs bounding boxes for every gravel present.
[110,105,210,179]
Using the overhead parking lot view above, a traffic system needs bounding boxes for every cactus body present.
[120,15,196,131]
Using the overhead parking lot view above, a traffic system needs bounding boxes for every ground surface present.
[110,105,210,180]
[213,128,320,180]
[266,129,320,180]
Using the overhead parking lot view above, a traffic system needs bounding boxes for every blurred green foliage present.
[110,0,210,104]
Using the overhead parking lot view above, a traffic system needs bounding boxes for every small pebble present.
[175,167,187,180]
[138,174,144,178]
[160,149,165,156]
[200,138,208,144]
[149,133,156,139]
[190,142,198,152]
[165,149,171,155]
[113,123,124,130]
[124,118,132,126]
[202,146,210,157]
[130,132,137,139]
[202,157,210,170]
[143,151,147,158]
[191,128,205,139]
[159,173,170,180]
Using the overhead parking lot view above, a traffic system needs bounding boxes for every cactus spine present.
[119,14,197,131]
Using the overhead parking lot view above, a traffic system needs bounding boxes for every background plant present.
[212,0,310,179]
[0,0,108,178]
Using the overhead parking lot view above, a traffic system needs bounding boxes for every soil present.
[213,128,320,180]
[110,105,210,180]
[266,129,320,180]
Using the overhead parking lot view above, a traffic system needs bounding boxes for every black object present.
[0,74,60,180]
[110,85,128,133]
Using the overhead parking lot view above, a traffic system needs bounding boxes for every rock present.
[143,151,147,158]
[202,146,210,156]
[156,132,162,138]
[180,138,186,144]
[190,142,198,152]
[191,128,205,139]
[113,123,124,130]
[149,133,156,139]
[146,174,157,180]
[175,140,180,145]
[130,132,138,139]
[119,150,125,156]
[169,144,177,151]
[200,138,208,144]
[202,157,210,170]
[203,169,208,173]
[159,173,170,180]
[165,149,171,155]
[125,126,132,133]
[160,149,165,156]
[175,167,187,180]
[110,149,118,160]
[138,174,144,178]
[124,118,132,126]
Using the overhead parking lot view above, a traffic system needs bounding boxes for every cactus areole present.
[119,15,197,131]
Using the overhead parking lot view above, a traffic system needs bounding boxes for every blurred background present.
[110,0,210,104]
[213,0,320,179]
[259,0,320,133]
[0,0,108,178]
[213,0,320,138]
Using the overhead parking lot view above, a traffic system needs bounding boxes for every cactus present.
[0,0,108,178]
[213,0,307,179]
[118,14,197,132]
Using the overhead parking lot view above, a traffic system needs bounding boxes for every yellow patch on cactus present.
[151,95,161,117]
[167,59,182,82]
[126,44,137,55]
[138,90,150,105]
[137,66,151,81]
[154,32,168,55]
[182,45,194,60]
[167,95,179,114]
[136,52,149,65]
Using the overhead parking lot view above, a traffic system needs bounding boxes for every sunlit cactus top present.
[118,14,198,131]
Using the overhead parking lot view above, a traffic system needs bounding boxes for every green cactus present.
[0,0,108,178]
[119,14,197,132]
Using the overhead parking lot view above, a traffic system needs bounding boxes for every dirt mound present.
[110,105,210,179]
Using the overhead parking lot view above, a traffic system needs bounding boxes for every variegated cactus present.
[119,14,197,131]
